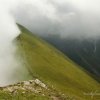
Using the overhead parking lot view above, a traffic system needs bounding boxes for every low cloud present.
[13,0,100,39]
[0,0,20,86]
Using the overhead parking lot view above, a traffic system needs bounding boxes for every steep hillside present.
[42,35,100,81]
[15,24,100,100]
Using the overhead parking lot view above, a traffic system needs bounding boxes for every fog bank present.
[13,0,100,39]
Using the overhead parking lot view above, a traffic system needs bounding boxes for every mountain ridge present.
[15,24,100,99]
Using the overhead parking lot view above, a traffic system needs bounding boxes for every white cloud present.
[12,0,100,39]
[0,0,20,86]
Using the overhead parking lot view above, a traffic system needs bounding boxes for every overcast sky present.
[11,0,100,39]
[1,0,100,39]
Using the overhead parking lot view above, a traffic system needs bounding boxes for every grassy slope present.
[16,24,100,100]
[43,36,100,81]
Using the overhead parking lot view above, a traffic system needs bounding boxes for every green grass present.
[15,24,100,100]
[0,88,61,100]
[0,91,51,100]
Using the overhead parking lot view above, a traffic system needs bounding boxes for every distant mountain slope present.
[16,24,100,100]
[42,35,100,81]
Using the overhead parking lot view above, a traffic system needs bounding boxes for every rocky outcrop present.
[0,79,65,100]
